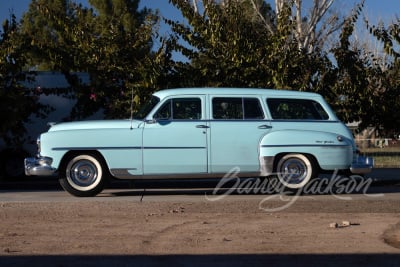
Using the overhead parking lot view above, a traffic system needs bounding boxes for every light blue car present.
[25,88,373,197]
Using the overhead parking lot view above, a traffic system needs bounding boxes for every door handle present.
[196,125,209,129]
[258,125,272,129]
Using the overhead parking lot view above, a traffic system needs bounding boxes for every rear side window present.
[267,98,329,120]
[212,97,264,120]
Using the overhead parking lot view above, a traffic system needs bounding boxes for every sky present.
[0,0,398,24]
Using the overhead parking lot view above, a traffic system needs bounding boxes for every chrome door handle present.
[196,125,209,129]
[258,125,272,129]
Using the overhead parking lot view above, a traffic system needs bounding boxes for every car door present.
[142,96,208,174]
[209,96,271,174]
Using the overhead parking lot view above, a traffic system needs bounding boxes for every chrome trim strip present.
[154,119,269,122]
[110,169,261,179]
[149,119,341,123]
[52,146,206,151]
[153,119,205,122]
[208,119,267,122]
[53,146,142,151]
[143,147,206,150]
[261,144,349,148]
[269,120,340,123]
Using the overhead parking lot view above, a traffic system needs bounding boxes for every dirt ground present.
[1,191,400,266]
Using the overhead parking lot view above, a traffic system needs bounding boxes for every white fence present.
[355,138,398,149]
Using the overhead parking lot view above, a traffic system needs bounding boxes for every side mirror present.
[145,118,157,124]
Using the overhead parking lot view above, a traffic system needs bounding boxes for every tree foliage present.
[1,0,400,140]
[326,0,373,124]
[166,0,325,90]
[364,16,400,133]
[166,0,400,133]
[20,0,166,119]
[0,15,47,146]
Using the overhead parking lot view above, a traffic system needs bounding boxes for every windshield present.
[133,96,160,120]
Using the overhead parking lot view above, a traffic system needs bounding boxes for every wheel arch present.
[59,150,111,178]
[58,150,111,197]
[260,129,351,173]
[273,152,320,174]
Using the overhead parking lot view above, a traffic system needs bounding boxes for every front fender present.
[259,130,353,171]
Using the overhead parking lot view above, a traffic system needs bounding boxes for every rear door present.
[209,96,271,174]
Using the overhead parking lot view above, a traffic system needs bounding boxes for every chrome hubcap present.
[280,159,307,184]
[70,160,98,187]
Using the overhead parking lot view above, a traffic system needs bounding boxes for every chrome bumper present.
[24,157,57,176]
[350,155,374,174]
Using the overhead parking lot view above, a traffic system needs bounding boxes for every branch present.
[250,0,275,34]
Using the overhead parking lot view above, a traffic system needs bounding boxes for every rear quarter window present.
[267,98,329,120]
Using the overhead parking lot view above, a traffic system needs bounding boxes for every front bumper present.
[350,155,374,174]
[24,156,57,176]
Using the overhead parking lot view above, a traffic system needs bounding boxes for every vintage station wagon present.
[25,88,373,197]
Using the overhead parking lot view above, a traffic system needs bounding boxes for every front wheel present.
[59,154,107,197]
[276,154,316,189]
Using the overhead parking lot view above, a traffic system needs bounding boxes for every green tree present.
[167,0,399,133]
[166,0,330,91]
[0,14,46,147]
[20,0,164,119]
[365,17,400,133]
[166,0,271,87]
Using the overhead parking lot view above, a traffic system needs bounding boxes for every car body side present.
[26,88,372,185]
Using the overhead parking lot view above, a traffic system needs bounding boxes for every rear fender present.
[259,130,353,172]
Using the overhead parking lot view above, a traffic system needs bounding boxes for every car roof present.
[153,87,322,100]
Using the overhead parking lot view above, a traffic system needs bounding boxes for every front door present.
[142,96,208,174]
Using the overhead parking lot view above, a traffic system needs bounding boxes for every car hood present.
[47,119,143,132]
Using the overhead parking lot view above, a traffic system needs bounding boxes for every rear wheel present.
[59,153,107,197]
[276,154,316,189]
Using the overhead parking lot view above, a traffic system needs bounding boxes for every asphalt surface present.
[0,168,399,203]
[0,168,399,192]
[0,168,400,267]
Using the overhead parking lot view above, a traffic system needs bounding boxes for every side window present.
[212,97,264,120]
[244,98,264,119]
[154,98,201,120]
[212,98,243,119]
[267,98,329,120]
[154,100,172,120]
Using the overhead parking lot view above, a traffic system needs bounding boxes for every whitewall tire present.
[59,154,107,197]
[276,154,316,189]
